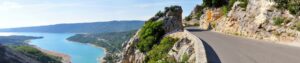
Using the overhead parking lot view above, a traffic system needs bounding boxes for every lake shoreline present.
[85,43,108,63]
[26,37,72,63]
[67,39,108,63]
[0,32,105,63]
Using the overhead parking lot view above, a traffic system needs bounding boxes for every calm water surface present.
[0,32,105,63]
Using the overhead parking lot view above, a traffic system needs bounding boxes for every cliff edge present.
[119,6,207,63]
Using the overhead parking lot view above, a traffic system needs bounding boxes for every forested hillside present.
[67,30,137,62]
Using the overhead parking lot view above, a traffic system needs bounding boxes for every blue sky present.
[0,0,202,28]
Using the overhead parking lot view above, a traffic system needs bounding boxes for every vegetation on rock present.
[296,21,300,31]
[180,53,190,63]
[185,15,192,21]
[155,11,165,17]
[222,5,229,15]
[224,0,248,14]
[203,0,228,7]
[238,0,248,9]
[146,37,178,63]
[203,0,248,9]
[137,21,165,52]
[185,0,248,21]
[274,0,300,16]
[273,17,285,26]
[120,5,183,63]
[195,12,204,20]
[185,5,204,21]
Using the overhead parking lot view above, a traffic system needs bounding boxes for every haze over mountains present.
[0,20,144,33]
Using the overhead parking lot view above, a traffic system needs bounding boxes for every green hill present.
[0,20,144,33]
[0,36,62,63]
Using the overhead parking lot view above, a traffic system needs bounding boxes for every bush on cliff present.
[202,0,248,16]
[185,16,192,21]
[274,0,300,16]
[222,5,229,15]
[273,17,285,26]
[296,21,300,31]
[238,0,248,9]
[227,0,248,11]
[146,37,178,63]
[203,0,228,7]
[137,21,165,52]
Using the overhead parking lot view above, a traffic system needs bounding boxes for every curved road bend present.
[186,27,300,63]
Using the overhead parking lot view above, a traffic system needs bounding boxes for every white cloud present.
[0,1,23,11]
[0,0,201,28]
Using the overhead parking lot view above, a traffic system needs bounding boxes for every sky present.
[0,0,202,28]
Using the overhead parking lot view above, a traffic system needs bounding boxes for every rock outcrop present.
[0,45,41,63]
[119,5,206,63]
[119,5,184,63]
[150,6,184,33]
[186,0,300,45]
[118,30,145,63]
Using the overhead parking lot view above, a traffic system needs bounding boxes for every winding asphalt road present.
[186,27,300,63]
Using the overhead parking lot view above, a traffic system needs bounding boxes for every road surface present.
[186,27,300,63]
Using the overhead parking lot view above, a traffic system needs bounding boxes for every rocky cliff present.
[0,45,41,63]
[118,5,206,63]
[185,0,300,45]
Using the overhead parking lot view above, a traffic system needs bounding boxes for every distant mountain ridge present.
[0,20,144,33]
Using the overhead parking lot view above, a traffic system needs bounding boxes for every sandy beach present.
[33,46,71,63]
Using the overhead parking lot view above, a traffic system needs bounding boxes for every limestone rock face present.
[168,33,196,63]
[0,45,41,63]
[192,0,300,43]
[119,6,185,63]
[117,29,146,63]
[152,5,184,33]
[183,5,204,27]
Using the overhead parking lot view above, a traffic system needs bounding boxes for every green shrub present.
[137,21,165,52]
[222,5,229,15]
[274,0,289,9]
[193,23,200,26]
[211,22,217,28]
[273,17,285,26]
[274,0,300,16]
[195,12,203,20]
[226,0,248,12]
[203,0,228,7]
[155,11,165,17]
[229,0,237,9]
[185,15,192,21]
[146,37,178,63]
[287,3,300,15]
[194,5,205,20]
[296,22,300,31]
[239,0,248,9]
[180,53,189,63]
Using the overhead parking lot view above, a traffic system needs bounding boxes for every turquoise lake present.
[0,32,105,63]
